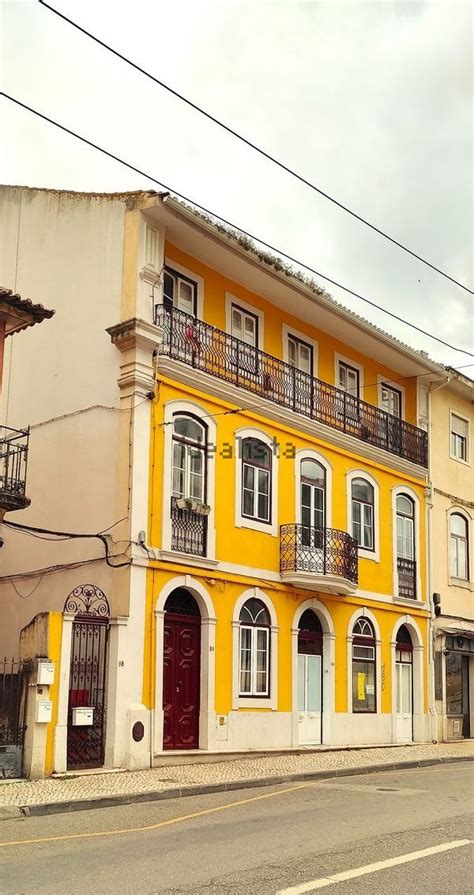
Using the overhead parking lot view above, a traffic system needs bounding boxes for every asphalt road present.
[0,762,472,894]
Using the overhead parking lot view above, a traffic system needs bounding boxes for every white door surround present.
[291,599,335,746]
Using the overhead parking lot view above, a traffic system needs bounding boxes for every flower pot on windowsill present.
[176,497,188,510]
[197,504,211,516]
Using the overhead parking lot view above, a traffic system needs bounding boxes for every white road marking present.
[277,839,473,894]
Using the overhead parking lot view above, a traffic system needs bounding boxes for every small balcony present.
[280,524,358,595]
[397,557,416,599]
[155,306,428,468]
[0,427,30,513]
[171,496,208,557]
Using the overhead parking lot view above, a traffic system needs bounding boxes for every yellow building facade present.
[140,199,433,753]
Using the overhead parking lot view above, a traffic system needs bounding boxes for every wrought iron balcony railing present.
[155,306,428,467]
[0,427,30,512]
[397,557,416,599]
[171,496,208,557]
[280,524,359,585]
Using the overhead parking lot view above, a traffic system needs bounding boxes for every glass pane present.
[257,491,269,521]
[401,664,412,713]
[301,483,311,510]
[288,338,296,366]
[232,308,242,335]
[298,654,305,711]
[239,627,252,693]
[243,488,254,517]
[451,414,468,437]
[256,629,268,693]
[243,464,254,490]
[451,515,467,537]
[301,460,325,484]
[352,501,361,523]
[307,655,321,711]
[172,443,186,496]
[352,660,375,712]
[174,417,204,443]
[352,479,372,503]
[178,280,194,313]
[258,469,269,495]
[299,344,311,373]
[163,271,174,302]
[396,495,413,517]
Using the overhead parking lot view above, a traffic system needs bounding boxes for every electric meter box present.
[72,707,94,726]
[35,701,53,724]
[36,660,55,686]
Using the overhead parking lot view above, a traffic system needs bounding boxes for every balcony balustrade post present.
[343,392,347,432]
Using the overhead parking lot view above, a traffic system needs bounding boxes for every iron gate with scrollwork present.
[65,585,110,770]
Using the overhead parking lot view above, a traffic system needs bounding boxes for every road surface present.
[0,761,472,894]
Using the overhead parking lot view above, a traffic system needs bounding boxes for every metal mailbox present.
[72,707,94,726]
[37,660,55,686]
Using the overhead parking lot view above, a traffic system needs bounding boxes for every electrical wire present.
[38,0,473,296]
[2,519,132,568]
[2,91,473,359]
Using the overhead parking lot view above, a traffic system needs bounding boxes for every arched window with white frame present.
[352,617,376,713]
[239,598,271,696]
[171,413,208,556]
[396,494,416,598]
[450,513,469,581]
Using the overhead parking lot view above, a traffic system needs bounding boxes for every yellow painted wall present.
[144,566,428,716]
[45,611,63,775]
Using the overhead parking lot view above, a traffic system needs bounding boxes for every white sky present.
[1,0,473,371]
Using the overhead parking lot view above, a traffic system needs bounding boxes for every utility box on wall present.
[72,707,94,726]
[35,701,53,724]
[36,660,55,686]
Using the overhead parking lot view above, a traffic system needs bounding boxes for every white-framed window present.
[239,598,271,696]
[396,494,416,599]
[235,428,278,536]
[450,413,469,463]
[380,382,402,418]
[351,478,374,551]
[172,415,207,502]
[241,438,271,523]
[351,618,376,713]
[288,334,313,375]
[231,304,258,349]
[163,266,197,316]
[347,470,379,562]
[450,513,469,581]
[338,361,360,398]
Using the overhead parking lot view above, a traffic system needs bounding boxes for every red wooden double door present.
[163,612,201,749]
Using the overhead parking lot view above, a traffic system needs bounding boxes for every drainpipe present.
[426,374,451,741]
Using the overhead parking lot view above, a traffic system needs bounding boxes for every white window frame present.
[232,588,278,709]
[239,624,270,696]
[449,410,470,466]
[334,353,364,398]
[448,508,471,585]
[391,485,422,603]
[346,607,382,716]
[161,399,216,561]
[164,257,204,320]
[225,293,264,350]
[346,469,380,562]
[235,427,278,536]
[294,449,332,529]
[171,417,206,502]
[242,443,271,524]
[377,375,405,420]
[282,324,318,378]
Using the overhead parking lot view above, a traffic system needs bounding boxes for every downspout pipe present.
[426,374,451,741]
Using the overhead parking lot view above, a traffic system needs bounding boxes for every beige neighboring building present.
[430,369,474,741]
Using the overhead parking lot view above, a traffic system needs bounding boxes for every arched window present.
[164,589,200,617]
[450,514,469,580]
[298,609,323,656]
[396,624,413,663]
[241,438,272,523]
[239,598,270,696]
[172,414,207,502]
[351,478,374,550]
[352,617,376,713]
[396,494,416,598]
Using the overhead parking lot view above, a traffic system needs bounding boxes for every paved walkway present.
[1,741,472,808]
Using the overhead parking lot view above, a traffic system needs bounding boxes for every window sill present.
[233,696,277,710]
[449,453,471,467]
[449,577,472,591]
[392,596,427,609]
[358,549,380,563]
[158,549,219,568]
[236,517,277,536]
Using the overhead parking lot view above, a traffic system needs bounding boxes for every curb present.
[9,754,473,819]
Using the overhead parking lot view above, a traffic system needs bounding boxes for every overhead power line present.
[38,0,473,296]
[2,92,473,358]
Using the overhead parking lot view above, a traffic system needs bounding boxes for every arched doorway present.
[163,588,201,750]
[395,625,413,742]
[65,585,110,770]
[298,609,323,745]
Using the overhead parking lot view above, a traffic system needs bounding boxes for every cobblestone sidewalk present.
[1,741,472,809]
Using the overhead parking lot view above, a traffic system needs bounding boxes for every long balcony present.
[0,427,30,513]
[155,306,428,467]
[280,524,358,594]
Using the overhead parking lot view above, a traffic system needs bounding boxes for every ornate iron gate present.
[65,586,110,770]
[0,657,29,778]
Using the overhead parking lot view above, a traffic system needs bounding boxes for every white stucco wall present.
[0,187,137,654]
